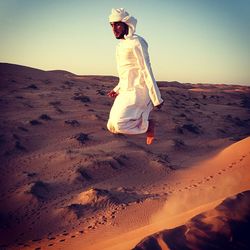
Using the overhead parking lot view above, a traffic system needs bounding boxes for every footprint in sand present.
[32,239,41,242]
[48,237,56,240]
[240,154,246,160]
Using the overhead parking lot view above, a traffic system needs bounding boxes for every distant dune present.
[0,63,249,250]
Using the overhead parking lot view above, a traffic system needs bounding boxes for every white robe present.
[107,34,163,134]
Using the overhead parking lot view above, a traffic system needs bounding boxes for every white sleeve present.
[113,84,120,93]
[133,39,163,106]
[113,45,120,93]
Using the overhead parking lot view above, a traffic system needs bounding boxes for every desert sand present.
[0,63,249,250]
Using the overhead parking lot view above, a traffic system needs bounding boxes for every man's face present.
[110,21,128,39]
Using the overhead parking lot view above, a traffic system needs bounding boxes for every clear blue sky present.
[0,0,249,84]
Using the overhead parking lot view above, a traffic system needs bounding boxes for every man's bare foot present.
[146,119,155,145]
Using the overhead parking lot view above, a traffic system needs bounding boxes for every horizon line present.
[0,61,249,87]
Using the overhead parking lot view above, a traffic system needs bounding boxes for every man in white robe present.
[107,8,164,144]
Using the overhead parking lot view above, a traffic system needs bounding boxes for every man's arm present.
[133,38,164,107]
[107,45,120,99]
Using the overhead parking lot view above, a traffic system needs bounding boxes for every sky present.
[0,0,250,85]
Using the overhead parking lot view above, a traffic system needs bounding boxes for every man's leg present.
[146,119,155,145]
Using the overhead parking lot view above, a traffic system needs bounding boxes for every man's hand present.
[155,100,164,110]
[107,90,118,98]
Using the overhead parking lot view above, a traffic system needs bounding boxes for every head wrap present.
[109,8,137,39]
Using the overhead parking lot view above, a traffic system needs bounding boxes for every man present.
[107,8,164,145]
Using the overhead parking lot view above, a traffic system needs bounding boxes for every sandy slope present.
[132,137,250,250]
[134,190,250,250]
[0,63,250,250]
[79,137,250,250]
[14,136,250,250]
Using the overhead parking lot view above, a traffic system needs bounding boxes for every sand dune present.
[0,63,249,249]
[79,137,250,250]
[133,190,250,250]
[132,137,250,250]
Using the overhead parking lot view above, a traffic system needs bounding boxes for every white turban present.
[109,8,137,39]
